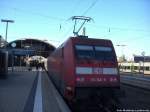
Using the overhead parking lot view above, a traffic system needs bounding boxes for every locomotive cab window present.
[94,46,115,61]
[75,45,94,59]
[75,45,115,61]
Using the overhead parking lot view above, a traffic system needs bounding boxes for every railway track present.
[70,94,120,112]
[70,83,150,112]
[120,74,150,91]
[119,83,150,110]
[71,102,118,112]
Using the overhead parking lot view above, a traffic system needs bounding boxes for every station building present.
[118,55,150,74]
[0,38,55,67]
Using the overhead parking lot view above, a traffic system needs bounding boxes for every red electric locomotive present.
[47,36,120,102]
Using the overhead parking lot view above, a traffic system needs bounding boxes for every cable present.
[61,0,84,38]
[118,36,149,44]
[62,25,74,38]
[12,7,66,21]
[61,0,99,37]
[82,0,99,16]
[69,0,83,15]
[88,24,150,33]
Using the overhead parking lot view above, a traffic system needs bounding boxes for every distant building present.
[134,56,150,62]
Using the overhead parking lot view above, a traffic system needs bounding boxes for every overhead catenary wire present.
[82,0,99,16]
[9,6,72,38]
[88,24,150,33]
[11,7,66,22]
[118,36,150,43]
[85,23,150,41]
[62,0,99,37]
[4,2,149,43]
[69,0,83,15]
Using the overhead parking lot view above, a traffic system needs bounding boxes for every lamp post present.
[116,44,127,63]
[1,19,14,47]
[116,44,126,55]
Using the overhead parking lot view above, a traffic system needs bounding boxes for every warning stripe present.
[76,67,118,75]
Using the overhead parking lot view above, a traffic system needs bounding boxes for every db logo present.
[93,68,102,74]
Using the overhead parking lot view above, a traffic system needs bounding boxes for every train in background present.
[119,62,150,75]
[47,36,123,108]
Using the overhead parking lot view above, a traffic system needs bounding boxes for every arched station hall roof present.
[6,38,56,58]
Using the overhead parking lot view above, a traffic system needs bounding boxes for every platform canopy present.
[6,38,56,57]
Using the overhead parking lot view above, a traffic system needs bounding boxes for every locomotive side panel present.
[47,47,64,94]
[63,39,76,100]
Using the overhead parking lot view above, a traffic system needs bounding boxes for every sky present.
[0,0,150,59]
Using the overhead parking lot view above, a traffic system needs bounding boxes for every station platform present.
[120,72,150,80]
[0,69,70,112]
[120,72,150,90]
[120,72,150,77]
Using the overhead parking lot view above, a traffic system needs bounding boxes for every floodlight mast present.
[1,19,14,47]
[71,16,92,36]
